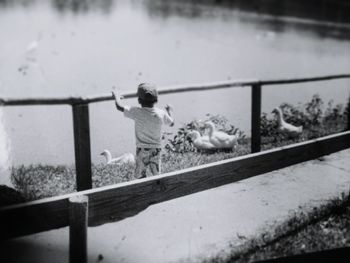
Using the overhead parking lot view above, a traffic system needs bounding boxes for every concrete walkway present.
[2,149,350,263]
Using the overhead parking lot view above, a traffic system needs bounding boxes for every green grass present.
[10,148,250,201]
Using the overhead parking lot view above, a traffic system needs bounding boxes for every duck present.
[100,150,135,165]
[204,121,238,150]
[272,107,303,138]
[186,131,216,150]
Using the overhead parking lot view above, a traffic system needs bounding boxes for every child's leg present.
[146,148,161,176]
[134,148,161,179]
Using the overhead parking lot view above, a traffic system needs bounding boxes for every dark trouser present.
[135,147,161,179]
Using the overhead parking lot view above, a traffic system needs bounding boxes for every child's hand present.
[112,90,125,112]
[112,91,123,101]
[111,90,117,100]
[165,104,173,112]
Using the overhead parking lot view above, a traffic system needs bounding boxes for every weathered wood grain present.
[0,197,69,239]
[69,195,88,263]
[1,131,350,240]
[72,104,92,191]
[251,84,262,153]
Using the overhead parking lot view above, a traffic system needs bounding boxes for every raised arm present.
[165,104,175,127]
[112,91,125,112]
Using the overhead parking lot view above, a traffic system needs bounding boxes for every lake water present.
[1,0,350,184]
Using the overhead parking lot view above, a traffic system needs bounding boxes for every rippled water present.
[0,0,350,174]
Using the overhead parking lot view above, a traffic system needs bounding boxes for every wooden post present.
[251,84,262,153]
[347,96,350,131]
[72,104,92,191]
[69,195,88,263]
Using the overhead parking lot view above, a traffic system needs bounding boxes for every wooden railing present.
[1,74,350,191]
[1,130,350,262]
[1,131,350,239]
[1,73,350,262]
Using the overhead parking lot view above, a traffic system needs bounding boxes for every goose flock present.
[186,121,238,151]
[103,106,304,156]
[185,108,303,152]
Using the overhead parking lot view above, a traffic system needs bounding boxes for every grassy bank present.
[11,150,248,201]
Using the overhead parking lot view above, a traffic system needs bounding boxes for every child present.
[112,83,174,179]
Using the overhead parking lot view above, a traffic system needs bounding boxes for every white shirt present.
[124,106,173,148]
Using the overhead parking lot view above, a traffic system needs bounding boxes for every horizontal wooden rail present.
[258,73,350,86]
[0,97,86,106]
[0,79,257,106]
[1,74,350,106]
[1,130,350,240]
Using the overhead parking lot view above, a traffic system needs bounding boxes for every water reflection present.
[0,0,115,14]
[141,0,350,23]
[51,0,115,14]
[1,0,350,25]
[244,15,350,41]
[0,0,35,8]
[142,0,350,41]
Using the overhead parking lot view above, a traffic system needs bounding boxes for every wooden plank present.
[1,74,350,106]
[347,96,350,131]
[0,80,256,106]
[251,84,262,153]
[0,97,85,106]
[83,79,258,104]
[259,74,350,86]
[87,130,350,227]
[69,195,88,263]
[1,131,350,240]
[0,197,69,239]
[72,104,92,191]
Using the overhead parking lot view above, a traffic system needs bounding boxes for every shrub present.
[305,94,324,125]
[261,94,348,143]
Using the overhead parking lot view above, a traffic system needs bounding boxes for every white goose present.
[186,131,216,150]
[272,107,303,138]
[100,150,135,165]
[204,121,238,150]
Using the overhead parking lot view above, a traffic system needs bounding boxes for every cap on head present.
[137,83,158,103]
